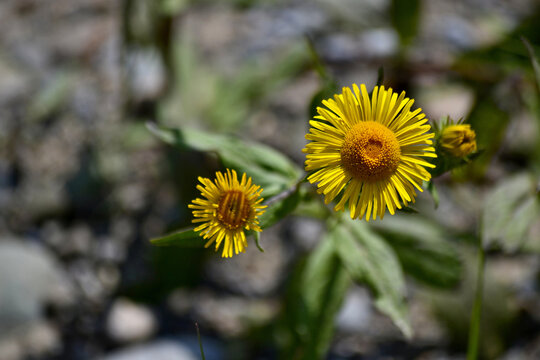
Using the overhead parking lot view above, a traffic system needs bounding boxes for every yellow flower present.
[440,124,477,158]
[188,169,266,257]
[303,84,436,221]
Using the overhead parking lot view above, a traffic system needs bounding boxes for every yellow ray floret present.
[303,84,437,221]
[188,169,266,257]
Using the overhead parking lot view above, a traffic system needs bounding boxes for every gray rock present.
[98,340,198,360]
[70,260,105,302]
[290,217,325,252]
[360,29,398,58]
[0,56,31,105]
[205,227,287,296]
[0,337,22,360]
[125,49,166,103]
[106,298,157,344]
[335,287,372,332]
[320,34,362,63]
[19,321,61,358]
[0,240,73,335]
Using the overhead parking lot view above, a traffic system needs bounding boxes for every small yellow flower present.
[188,169,266,258]
[440,124,477,158]
[303,84,436,221]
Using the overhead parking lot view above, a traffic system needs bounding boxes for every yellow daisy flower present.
[303,84,436,221]
[440,124,477,158]
[188,169,267,258]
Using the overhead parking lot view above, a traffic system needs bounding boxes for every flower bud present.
[440,124,477,158]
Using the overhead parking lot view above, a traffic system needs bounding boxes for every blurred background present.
[1,0,540,359]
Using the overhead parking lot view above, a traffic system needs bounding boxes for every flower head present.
[440,124,477,158]
[303,84,436,221]
[188,169,266,257]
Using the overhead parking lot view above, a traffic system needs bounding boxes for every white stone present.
[99,340,198,360]
[107,298,157,343]
[0,241,73,335]
[336,287,372,332]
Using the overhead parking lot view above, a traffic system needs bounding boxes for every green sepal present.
[398,206,419,214]
[254,231,264,253]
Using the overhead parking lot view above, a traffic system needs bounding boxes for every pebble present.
[99,340,197,360]
[336,287,372,332]
[205,227,287,296]
[106,298,157,344]
[0,240,73,335]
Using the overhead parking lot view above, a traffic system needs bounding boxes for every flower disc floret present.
[217,190,251,230]
[340,121,401,182]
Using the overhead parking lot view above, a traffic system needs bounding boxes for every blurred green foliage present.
[391,0,421,49]
[160,34,310,131]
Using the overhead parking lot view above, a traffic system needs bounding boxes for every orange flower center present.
[217,190,251,229]
[340,121,401,182]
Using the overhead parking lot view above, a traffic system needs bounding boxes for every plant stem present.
[466,239,486,360]
[195,322,206,360]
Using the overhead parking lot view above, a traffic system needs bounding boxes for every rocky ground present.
[0,0,539,359]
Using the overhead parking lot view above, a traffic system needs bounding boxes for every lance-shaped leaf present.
[371,216,462,289]
[482,173,540,252]
[150,228,203,247]
[332,218,412,338]
[299,237,351,359]
[147,123,300,197]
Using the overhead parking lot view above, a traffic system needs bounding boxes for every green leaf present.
[482,173,540,251]
[150,228,203,247]
[521,36,540,96]
[159,0,188,15]
[332,218,412,338]
[427,181,440,209]
[390,0,421,48]
[27,73,72,122]
[372,216,463,289]
[462,95,509,178]
[291,193,330,220]
[147,123,301,197]
[299,237,351,359]
[259,187,302,229]
[308,81,339,119]
[468,89,508,143]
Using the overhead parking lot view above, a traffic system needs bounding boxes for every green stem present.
[466,239,486,360]
[195,322,206,360]
[305,35,330,81]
